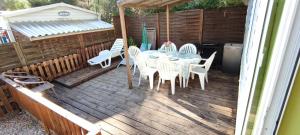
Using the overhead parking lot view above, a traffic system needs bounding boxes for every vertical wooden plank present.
[156,13,161,49]
[48,60,57,78]
[54,59,63,77]
[73,54,79,69]
[64,56,72,73]
[78,34,85,48]
[199,9,204,44]
[59,57,67,74]
[166,4,170,41]
[89,47,93,58]
[37,64,46,79]
[22,66,30,73]
[119,6,133,89]
[43,61,52,81]
[85,48,90,61]
[69,55,76,71]
[30,64,39,77]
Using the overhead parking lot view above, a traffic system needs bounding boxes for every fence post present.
[13,42,27,66]
[199,9,204,44]
[78,34,85,48]
[156,13,160,49]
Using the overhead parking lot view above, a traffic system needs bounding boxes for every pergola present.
[117,0,191,88]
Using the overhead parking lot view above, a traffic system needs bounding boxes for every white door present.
[235,0,276,134]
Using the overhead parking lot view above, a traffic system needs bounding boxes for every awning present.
[10,20,114,40]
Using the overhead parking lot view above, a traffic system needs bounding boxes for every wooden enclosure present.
[1,76,101,135]
[0,29,115,73]
[113,7,247,48]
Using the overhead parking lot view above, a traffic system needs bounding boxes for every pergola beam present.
[118,0,191,8]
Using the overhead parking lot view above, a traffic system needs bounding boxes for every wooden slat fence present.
[0,44,22,72]
[7,41,114,81]
[113,7,247,48]
[10,29,115,66]
[0,77,101,135]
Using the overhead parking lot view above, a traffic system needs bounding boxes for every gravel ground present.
[0,111,46,135]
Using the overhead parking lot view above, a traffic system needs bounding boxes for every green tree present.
[91,0,118,23]
[3,0,30,10]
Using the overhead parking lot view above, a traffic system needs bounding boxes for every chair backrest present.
[110,38,124,57]
[179,43,197,54]
[157,60,178,79]
[204,51,217,72]
[136,54,148,75]
[99,50,112,56]
[160,42,177,52]
[128,46,141,60]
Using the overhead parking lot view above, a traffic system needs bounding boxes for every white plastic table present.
[142,50,202,88]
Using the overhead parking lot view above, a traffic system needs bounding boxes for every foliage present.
[128,37,137,47]
[172,0,244,11]
[3,0,30,10]
[90,0,118,23]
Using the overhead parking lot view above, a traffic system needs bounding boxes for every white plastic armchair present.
[136,54,157,89]
[159,42,177,52]
[128,46,141,76]
[87,50,112,68]
[179,43,197,54]
[187,51,216,90]
[156,60,180,95]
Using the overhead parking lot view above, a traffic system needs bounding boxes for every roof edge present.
[4,3,98,18]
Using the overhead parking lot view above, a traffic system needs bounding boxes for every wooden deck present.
[47,67,238,135]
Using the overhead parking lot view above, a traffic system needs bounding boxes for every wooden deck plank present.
[48,67,238,135]
[54,61,119,88]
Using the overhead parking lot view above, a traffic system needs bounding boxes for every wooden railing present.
[7,41,114,82]
[0,76,101,135]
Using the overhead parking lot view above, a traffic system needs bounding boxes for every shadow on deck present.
[47,67,238,135]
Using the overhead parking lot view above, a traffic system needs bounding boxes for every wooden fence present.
[5,41,114,82]
[0,44,22,72]
[1,76,101,135]
[113,7,247,48]
[0,29,115,72]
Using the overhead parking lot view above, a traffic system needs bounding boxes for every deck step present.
[54,61,120,88]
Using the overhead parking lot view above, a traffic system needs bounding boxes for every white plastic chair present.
[87,50,112,68]
[136,54,157,89]
[159,42,177,52]
[187,52,216,90]
[156,60,180,95]
[179,43,197,54]
[88,39,124,68]
[128,46,141,76]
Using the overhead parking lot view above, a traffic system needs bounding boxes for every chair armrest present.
[190,64,205,68]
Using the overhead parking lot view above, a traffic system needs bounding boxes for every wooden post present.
[166,5,170,41]
[156,13,160,49]
[78,34,85,49]
[119,6,133,89]
[13,42,27,66]
[199,9,204,44]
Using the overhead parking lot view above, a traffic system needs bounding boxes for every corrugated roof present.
[10,20,113,40]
